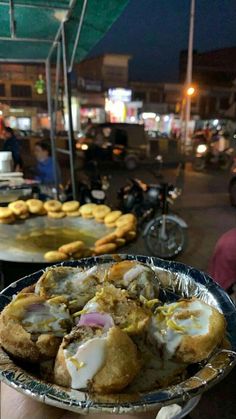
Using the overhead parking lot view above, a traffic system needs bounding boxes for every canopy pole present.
[47,0,77,61]
[0,36,54,43]
[62,23,78,200]
[53,42,61,134]
[0,2,69,11]
[0,58,45,63]
[45,58,60,199]
[68,0,88,72]
[9,0,16,38]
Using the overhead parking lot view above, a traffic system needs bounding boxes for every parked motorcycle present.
[65,163,110,204]
[118,158,188,259]
[193,143,234,171]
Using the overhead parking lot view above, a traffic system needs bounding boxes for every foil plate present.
[0,254,236,415]
[0,216,112,263]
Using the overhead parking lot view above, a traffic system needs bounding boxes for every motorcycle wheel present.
[229,179,236,207]
[144,217,187,259]
[219,154,232,170]
[192,157,205,171]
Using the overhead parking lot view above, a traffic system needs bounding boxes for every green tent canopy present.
[0,0,129,63]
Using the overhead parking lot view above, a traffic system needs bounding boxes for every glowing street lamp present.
[186,86,195,96]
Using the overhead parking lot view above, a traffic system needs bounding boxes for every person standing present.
[2,127,22,171]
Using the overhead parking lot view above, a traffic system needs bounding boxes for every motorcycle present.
[118,158,188,259]
[65,162,110,204]
[193,142,234,171]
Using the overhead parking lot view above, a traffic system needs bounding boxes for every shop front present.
[105,88,142,123]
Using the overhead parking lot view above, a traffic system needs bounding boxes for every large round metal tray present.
[0,216,112,263]
[0,254,235,415]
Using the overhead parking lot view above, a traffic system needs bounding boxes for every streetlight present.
[183,0,195,153]
[186,86,195,96]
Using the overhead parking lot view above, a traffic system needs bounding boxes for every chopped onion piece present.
[77,312,114,331]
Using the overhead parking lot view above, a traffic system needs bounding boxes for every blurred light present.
[81,144,88,151]
[186,86,195,96]
[213,119,219,126]
[105,98,112,112]
[10,108,24,113]
[108,88,132,102]
[164,115,170,122]
[0,111,2,116]
[196,144,207,153]
[142,112,156,119]
[113,147,123,156]
[155,115,160,122]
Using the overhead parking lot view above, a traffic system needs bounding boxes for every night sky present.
[89,0,236,83]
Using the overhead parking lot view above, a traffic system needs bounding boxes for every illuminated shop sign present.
[108,88,132,102]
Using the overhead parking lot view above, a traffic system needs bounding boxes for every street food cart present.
[0,0,130,281]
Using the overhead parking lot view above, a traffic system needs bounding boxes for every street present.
[101,161,236,273]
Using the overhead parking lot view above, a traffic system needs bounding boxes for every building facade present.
[0,50,236,134]
[0,63,48,131]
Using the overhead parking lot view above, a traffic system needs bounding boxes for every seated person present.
[208,228,236,294]
[34,140,59,185]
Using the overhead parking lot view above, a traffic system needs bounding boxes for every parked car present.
[76,122,148,170]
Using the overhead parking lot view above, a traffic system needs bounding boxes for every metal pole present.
[53,42,61,133]
[0,58,45,63]
[47,0,77,61]
[68,0,88,72]
[9,0,16,38]
[45,58,60,199]
[0,2,69,11]
[0,36,54,43]
[62,23,78,200]
[184,0,195,153]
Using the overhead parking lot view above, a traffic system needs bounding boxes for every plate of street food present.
[0,200,137,263]
[0,254,235,415]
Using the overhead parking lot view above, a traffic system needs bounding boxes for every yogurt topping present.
[123,264,149,285]
[64,336,107,389]
[22,301,70,335]
[150,300,212,358]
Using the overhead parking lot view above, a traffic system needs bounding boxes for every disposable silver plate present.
[0,254,235,415]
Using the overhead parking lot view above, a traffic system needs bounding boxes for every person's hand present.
[1,383,157,419]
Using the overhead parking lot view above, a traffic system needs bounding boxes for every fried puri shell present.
[0,293,61,362]
[92,327,140,393]
[62,201,80,212]
[9,200,28,216]
[44,250,68,262]
[26,199,44,214]
[94,243,117,255]
[54,326,140,393]
[58,241,85,255]
[44,200,62,212]
[175,302,226,363]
